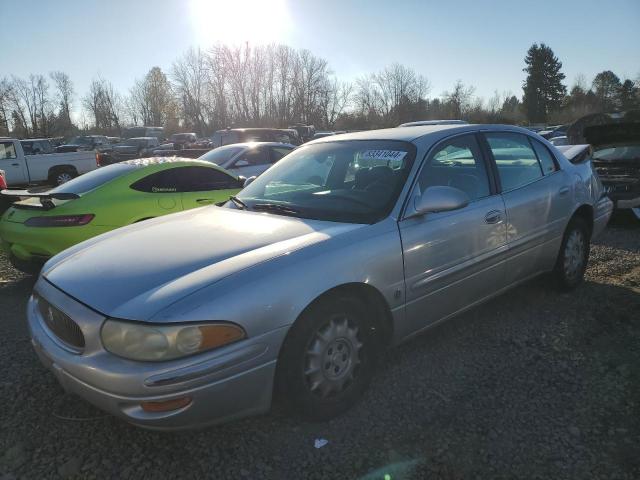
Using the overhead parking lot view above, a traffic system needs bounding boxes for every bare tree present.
[50,71,74,133]
[172,48,209,135]
[129,67,175,127]
[83,77,122,133]
[443,80,475,119]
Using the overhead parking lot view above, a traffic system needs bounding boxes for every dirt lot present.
[0,215,638,480]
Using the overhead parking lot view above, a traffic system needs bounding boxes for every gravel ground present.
[0,214,638,480]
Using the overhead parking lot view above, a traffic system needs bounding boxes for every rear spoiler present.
[556,144,591,164]
[1,189,79,210]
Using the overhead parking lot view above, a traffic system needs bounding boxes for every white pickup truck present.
[0,138,98,187]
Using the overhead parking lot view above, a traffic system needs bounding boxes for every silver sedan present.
[28,124,613,429]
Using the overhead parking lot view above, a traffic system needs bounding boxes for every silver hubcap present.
[57,172,73,184]
[304,315,362,398]
[563,229,585,279]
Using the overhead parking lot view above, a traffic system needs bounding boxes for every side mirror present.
[235,159,250,167]
[411,186,469,217]
[243,176,257,188]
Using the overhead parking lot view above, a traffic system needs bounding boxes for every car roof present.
[121,157,231,172]
[306,124,536,145]
[20,138,52,142]
[215,142,295,149]
[398,120,469,127]
[215,128,292,133]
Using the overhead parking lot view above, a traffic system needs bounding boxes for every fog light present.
[140,396,192,412]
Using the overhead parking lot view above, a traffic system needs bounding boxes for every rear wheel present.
[9,254,42,275]
[50,168,77,186]
[276,295,376,421]
[553,217,590,290]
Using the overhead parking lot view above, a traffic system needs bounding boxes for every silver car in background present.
[28,124,612,429]
[198,142,295,178]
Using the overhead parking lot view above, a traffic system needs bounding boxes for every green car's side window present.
[130,166,241,193]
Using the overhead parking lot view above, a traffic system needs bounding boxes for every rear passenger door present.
[398,134,508,336]
[482,132,572,283]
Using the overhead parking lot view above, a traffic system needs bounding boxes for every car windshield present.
[49,163,137,195]
[235,140,416,223]
[199,145,244,165]
[592,144,640,161]
[69,136,93,145]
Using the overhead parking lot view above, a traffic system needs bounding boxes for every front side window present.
[0,142,17,160]
[485,133,543,191]
[270,146,293,162]
[236,140,416,223]
[417,134,490,201]
[234,148,270,166]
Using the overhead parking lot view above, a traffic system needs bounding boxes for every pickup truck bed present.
[0,139,97,187]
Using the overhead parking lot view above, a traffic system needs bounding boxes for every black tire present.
[275,295,377,421]
[553,217,590,290]
[49,168,77,186]
[9,254,43,275]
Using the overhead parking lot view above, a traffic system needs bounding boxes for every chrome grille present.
[37,294,85,350]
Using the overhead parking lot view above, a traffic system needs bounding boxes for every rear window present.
[199,146,243,165]
[50,164,136,195]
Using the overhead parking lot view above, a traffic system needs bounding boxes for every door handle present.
[559,186,570,196]
[484,210,503,224]
[196,198,214,204]
[11,163,19,166]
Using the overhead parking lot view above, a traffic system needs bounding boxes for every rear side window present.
[130,169,179,193]
[418,134,490,201]
[0,142,17,159]
[530,139,558,174]
[131,167,239,193]
[485,133,543,191]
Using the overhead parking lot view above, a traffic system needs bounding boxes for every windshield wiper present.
[252,202,302,216]
[229,195,248,210]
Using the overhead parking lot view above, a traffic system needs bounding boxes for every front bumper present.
[28,277,287,430]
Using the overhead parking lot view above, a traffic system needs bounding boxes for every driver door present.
[397,134,508,338]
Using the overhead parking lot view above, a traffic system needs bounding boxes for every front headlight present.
[101,319,246,361]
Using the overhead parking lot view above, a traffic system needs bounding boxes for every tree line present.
[1,42,638,139]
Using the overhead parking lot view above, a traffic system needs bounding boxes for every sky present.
[1,0,639,112]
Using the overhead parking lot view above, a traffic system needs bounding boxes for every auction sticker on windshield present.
[360,150,407,161]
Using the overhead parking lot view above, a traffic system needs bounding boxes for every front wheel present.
[553,217,590,290]
[276,295,376,421]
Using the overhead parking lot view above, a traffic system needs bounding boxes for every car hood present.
[584,122,640,149]
[43,207,361,320]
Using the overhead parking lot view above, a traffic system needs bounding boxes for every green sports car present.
[0,157,243,272]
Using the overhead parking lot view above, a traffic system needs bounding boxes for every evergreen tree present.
[618,79,639,111]
[522,43,566,123]
[592,70,622,111]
